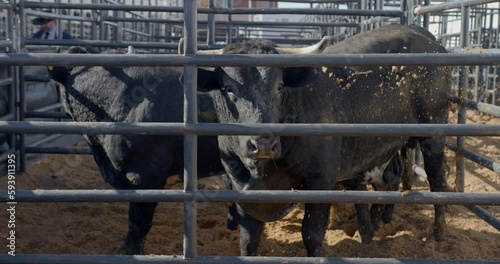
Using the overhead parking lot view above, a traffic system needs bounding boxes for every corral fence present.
[0,0,499,263]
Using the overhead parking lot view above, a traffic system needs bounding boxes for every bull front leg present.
[238,206,264,256]
[115,202,158,255]
[222,173,240,230]
[302,202,331,257]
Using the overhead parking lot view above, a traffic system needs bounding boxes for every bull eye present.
[277,83,284,91]
[222,85,238,102]
[222,85,233,94]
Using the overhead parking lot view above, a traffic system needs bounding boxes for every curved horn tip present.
[178,38,185,55]
[127,46,135,54]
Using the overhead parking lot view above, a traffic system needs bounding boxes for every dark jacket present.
[32,30,72,40]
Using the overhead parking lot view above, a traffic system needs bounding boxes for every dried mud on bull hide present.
[0,111,498,260]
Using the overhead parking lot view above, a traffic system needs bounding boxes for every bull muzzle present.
[243,136,281,160]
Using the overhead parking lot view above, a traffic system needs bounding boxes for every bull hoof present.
[360,233,374,244]
[114,242,144,255]
[227,219,239,231]
[433,228,445,242]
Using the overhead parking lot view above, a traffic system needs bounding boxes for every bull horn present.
[178,38,224,55]
[127,45,135,54]
[276,36,331,54]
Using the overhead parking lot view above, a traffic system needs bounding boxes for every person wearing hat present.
[32,15,72,40]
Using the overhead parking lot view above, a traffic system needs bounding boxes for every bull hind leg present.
[343,179,374,243]
[419,137,447,241]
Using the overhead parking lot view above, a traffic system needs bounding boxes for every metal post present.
[423,0,430,29]
[7,0,15,153]
[457,5,470,193]
[16,0,26,172]
[99,1,106,42]
[207,0,215,46]
[182,0,198,259]
[226,0,233,44]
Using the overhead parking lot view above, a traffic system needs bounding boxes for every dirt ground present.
[0,110,499,260]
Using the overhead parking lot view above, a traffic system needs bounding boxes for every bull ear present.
[48,66,72,84]
[179,68,220,92]
[197,68,220,91]
[283,67,318,88]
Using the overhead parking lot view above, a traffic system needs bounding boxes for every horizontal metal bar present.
[24,2,402,17]
[25,147,92,154]
[24,74,50,82]
[25,112,69,119]
[27,134,64,148]
[25,9,95,22]
[1,53,500,67]
[0,254,495,264]
[0,77,13,87]
[103,17,360,28]
[0,148,16,163]
[29,102,63,113]
[415,0,498,15]
[466,205,500,231]
[445,142,500,174]
[103,0,151,19]
[0,2,12,10]
[450,48,500,54]
[24,39,179,49]
[0,121,499,137]
[0,113,14,122]
[450,97,500,118]
[1,190,499,205]
[274,0,358,2]
[0,40,13,48]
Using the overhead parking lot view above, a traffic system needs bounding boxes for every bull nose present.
[246,137,281,159]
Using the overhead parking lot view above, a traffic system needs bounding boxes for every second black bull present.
[185,24,451,257]
[48,47,227,255]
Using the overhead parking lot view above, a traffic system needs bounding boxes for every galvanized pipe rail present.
[414,0,499,15]
[24,2,402,17]
[1,189,499,205]
[0,254,496,264]
[445,142,500,174]
[103,17,360,28]
[1,53,500,67]
[0,121,499,137]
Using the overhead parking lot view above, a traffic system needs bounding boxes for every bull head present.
[178,36,331,55]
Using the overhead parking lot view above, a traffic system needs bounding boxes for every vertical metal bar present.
[80,0,84,39]
[423,0,430,29]
[227,0,233,44]
[7,0,16,153]
[457,5,470,193]
[99,0,106,41]
[57,0,63,40]
[17,0,26,172]
[91,0,98,40]
[376,0,383,29]
[183,0,198,259]
[207,0,215,45]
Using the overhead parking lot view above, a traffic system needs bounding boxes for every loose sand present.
[0,110,499,260]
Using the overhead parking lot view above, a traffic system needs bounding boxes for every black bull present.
[191,24,451,257]
[48,47,226,255]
